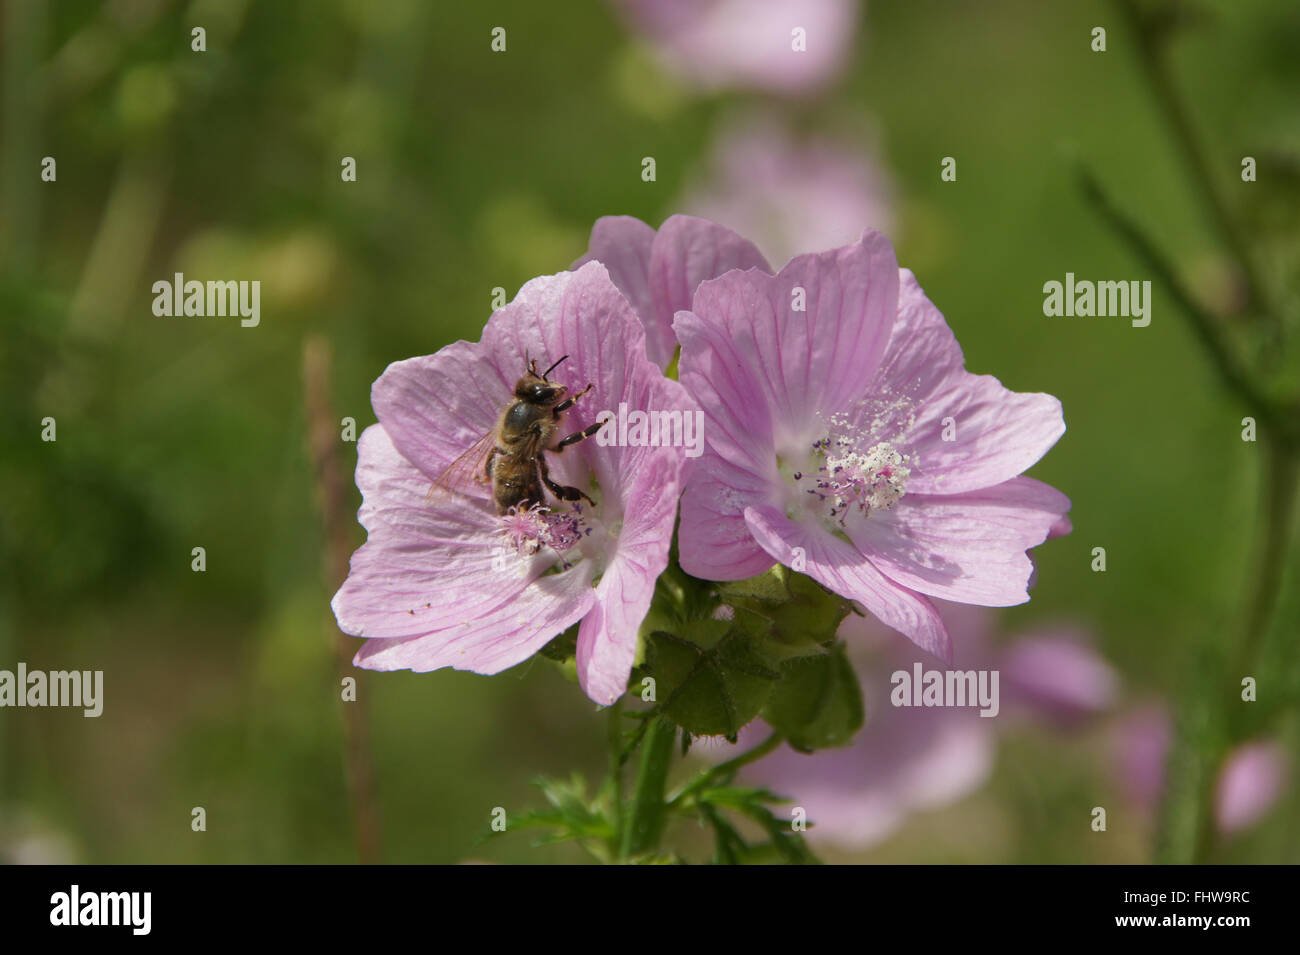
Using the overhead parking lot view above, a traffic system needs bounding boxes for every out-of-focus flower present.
[1114,705,1290,836]
[1217,741,1288,834]
[723,603,1114,849]
[576,214,770,371]
[674,232,1070,659]
[332,263,695,705]
[679,113,894,268]
[611,0,860,96]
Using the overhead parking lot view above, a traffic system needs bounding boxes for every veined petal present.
[577,452,682,704]
[578,214,770,370]
[687,231,899,452]
[866,271,1066,495]
[353,568,596,675]
[331,425,537,640]
[574,216,659,361]
[742,504,951,661]
[849,477,1071,607]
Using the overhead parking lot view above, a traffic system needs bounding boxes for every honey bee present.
[427,355,601,513]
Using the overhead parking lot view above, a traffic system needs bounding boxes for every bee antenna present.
[542,355,569,380]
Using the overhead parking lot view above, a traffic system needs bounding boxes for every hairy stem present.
[620,715,677,860]
[668,732,783,808]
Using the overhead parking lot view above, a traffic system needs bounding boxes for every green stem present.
[1078,172,1299,444]
[1193,440,1300,861]
[606,697,624,856]
[1112,0,1277,336]
[668,732,783,808]
[620,715,677,860]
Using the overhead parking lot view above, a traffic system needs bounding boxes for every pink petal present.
[1113,704,1171,812]
[481,261,692,502]
[1216,741,1288,834]
[849,477,1071,607]
[616,0,859,96]
[743,504,951,661]
[674,306,784,579]
[340,263,690,703]
[333,426,596,674]
[574,216,658,360]
[677,461,777,580]
[867,271,1066,496]
[370,341,512,487]
[577,452,682,704]
[578,215,770,370]
[353,568,596,675]
[999,630,1117,724]
[647,215,769,365]
[686,231,899,453]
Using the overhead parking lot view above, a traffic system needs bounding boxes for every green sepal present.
[761,642,864,752]
[646,629,781,738]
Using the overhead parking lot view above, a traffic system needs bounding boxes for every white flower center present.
[787,436,910,528]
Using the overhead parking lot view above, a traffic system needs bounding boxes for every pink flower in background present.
[612,0,859,96]
[675,232,1070,660]
[1217,742,1288,834]
[331,262,694,705]
[1114,706,1289,835]
[727,603,1114,849]
[679,113,895,268]
[576,214,770,370]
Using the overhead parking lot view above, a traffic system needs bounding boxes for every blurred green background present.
[1,0,1297,863]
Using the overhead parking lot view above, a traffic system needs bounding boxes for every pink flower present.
[1217,742,1288,834]
[725,603,1114,850]
[675,232,1070,660]
[1114,705,1289,835]
[612,0,860,96]
[679,112,895,268]
[331,263,695,705]
[576,214,770,371]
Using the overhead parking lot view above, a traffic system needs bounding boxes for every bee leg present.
[538,456,594,507]
[484,447,497,481]
[553,382,593,416]
[554,420,602,451]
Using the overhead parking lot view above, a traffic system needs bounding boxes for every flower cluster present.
[332,215,1070,710]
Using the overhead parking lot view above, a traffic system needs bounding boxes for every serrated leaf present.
[761,643,864,752]
[647,630,779,737]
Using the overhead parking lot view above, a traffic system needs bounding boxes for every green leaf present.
[723,569,852,664]
[647,630,780,738]
[761,643,864,752]
[768,573,852,646]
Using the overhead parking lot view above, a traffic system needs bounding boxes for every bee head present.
[517,355,569,404]
[514,373,564,404]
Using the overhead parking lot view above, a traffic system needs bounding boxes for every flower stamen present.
[793,437,910,527]
[494,502,592,570]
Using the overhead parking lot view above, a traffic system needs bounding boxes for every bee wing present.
[425,430,498,505]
